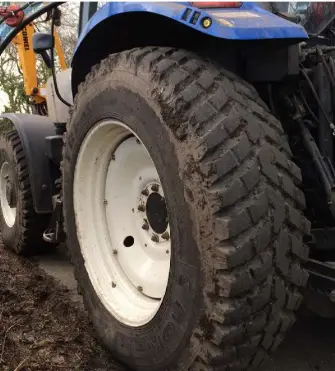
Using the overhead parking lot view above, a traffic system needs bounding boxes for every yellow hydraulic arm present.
[12,22,66,105]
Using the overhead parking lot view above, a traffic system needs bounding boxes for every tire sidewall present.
[64,74,204,369]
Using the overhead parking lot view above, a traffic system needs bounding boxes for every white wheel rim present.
[73,119,171,327]
[0,162,16,227]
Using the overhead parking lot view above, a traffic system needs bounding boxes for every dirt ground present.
[3,240,335,371]
[0,242,127,371]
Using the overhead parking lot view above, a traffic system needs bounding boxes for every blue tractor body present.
[71,2,308,95]
[75,1,308,53]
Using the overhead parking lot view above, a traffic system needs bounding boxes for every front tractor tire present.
[63,48,310,371]
[0,131,51,254]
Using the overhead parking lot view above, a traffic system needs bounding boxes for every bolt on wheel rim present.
[73,120,171,327]
[0,162,16,227]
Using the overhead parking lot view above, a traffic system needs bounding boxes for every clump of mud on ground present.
[0,242,127,371]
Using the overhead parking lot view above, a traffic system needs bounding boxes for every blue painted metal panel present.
[74,1,308,55]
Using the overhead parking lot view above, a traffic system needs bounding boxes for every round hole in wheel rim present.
[0,162,16,227]
[123,236,134,247]
[73,120,171,327]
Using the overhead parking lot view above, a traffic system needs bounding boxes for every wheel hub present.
[146,191,168,234]
[139,182,170,243]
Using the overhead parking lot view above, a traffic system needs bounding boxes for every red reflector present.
[190,2,242,8]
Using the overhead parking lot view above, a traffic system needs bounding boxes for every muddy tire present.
[0,131,51,255]
[63,48,310,371]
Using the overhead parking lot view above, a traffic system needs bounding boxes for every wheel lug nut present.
[104,199,108,205]
[161,231,170,241]
[113,250,118,255]
[142,223,149,231]
[151,184,159,192]
[166,250,169,254]
[141,189,149,196]
[151,234,159,242]
[138,204,145,212]
[137,286,143,292]
[112,282,116,288]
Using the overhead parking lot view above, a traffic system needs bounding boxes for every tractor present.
[0,2,335,370]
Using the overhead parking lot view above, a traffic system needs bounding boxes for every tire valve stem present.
[161,231,170,241]
[112,282,116,288]
[137,286,143,292]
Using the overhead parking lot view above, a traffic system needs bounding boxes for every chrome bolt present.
[141,188,149,196]
[138,204,145,212]
[137,286,143,292]
[142,223,149,231]
[112,282,116,288]
[161,231,170,241]
[151,184,159,192]
[151,234,159,243]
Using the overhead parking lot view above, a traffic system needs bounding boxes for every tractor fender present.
[0,113,57,214]
[71,2,308,95]
[74,2,308,52]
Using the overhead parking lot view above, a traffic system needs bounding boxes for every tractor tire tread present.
[0,130,50,255]
[68,47,310,371]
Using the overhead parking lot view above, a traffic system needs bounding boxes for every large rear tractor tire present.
[63,48,311,371]
[0,130,51,255]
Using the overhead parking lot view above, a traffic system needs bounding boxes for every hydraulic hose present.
[50,8,72,108]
